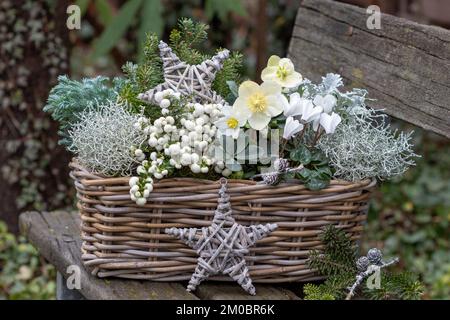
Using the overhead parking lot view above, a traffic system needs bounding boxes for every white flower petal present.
[238,81,260,99]
[233,97,249,115]
[283,116,304,139]
[320,112,341,134]
[248,112,271,131]
[282,72,303,88]
[279,58,295,73]
[261,66,278,82]
[266,95,284,117]
[261,81,282,96]
[301,103,323,123]
[267,55,281,67]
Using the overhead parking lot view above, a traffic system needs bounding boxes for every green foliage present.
[118,33,162,114]
[169,18,244,97]
[169,18,210,65]
[204,0,247,20]
[303,283,335,300]
[365,129,450,299]
[304,225,424,300]
[94,0,113,26]
[119,18,243,116]
[213,51,244,101]
[44,75,121,146]
[304,274,354,300]
[138,0,164,61]
[0,221,55,299]
[288,145,332,190]
[309,225,357,276]
[92,0,144,58]
[363,272,424,300]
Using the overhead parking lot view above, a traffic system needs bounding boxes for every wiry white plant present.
[69,101,146,176]
[317,106,418,181]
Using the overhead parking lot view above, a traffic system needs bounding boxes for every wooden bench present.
[19,0,450,300]
[19,211,300,300]
[288,0,450,138]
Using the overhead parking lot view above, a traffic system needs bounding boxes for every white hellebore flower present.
[233,80,284,131]
[313,94,337,114]
[261,55,302,88]
[283,116,304,140]
[320,112,342,134]
[215,105,247,139]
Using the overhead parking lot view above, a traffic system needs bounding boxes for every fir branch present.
[303,283,335,300]
[362,271,424,300]
[169,18,209,65]
[213,51,243,98]
[308,225,357,276]
[304,225,423,300]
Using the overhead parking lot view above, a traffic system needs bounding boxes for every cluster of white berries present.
[129,90,232,206]
[129,174,153,206]
[154,88,180,115]
[130,146,146,162]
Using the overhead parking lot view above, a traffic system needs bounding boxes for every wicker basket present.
[70,160,376,283]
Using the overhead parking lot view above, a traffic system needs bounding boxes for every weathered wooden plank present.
[19,211,301,300]
[195,283,300,300]
[19,211,197,300]
[288,0,450,138]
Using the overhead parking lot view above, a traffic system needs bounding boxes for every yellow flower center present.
[276,66,289,80]
[248,93,268,113]
[226,117,239,129]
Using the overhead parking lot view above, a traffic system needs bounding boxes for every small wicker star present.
[165,178,278,295]
[138,40,229,105]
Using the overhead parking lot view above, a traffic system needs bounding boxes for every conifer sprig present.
[304,225,423,300]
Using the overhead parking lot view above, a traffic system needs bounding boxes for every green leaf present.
[92,0,143,59]
[290,145,311,164]
[75,0,89,16]
[226,80,238,97]
[205,0,247,20]
[297,168,311,180]
[306,177,330,190]
[95,0,113,26]
[227,0,247,17]
[315,165,333,179]
[138,0,164,61]
[310,149,329,166]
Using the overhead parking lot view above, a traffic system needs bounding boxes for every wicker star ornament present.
[138,40,229,105]
[165,178,278,295]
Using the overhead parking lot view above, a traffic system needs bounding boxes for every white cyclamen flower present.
[233,80,284,131]
[283,116,304,140]
[301,101,323,123]
[261,55,302,88]
[313,94,337,114]
[320,112,342,134]
[215,105,247,139]
[282,92,303,117]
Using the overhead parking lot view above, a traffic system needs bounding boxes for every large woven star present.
[138,40,229,105]
[165,179,277,295]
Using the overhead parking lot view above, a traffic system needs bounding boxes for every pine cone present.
[262,172,280,185]
[356,256,370,272]
[367,248,383,265]
[274,158,289,172]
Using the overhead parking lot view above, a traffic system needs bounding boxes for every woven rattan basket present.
[70,160,376,283]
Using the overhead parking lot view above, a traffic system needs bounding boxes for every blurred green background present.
[0,0,448,299]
